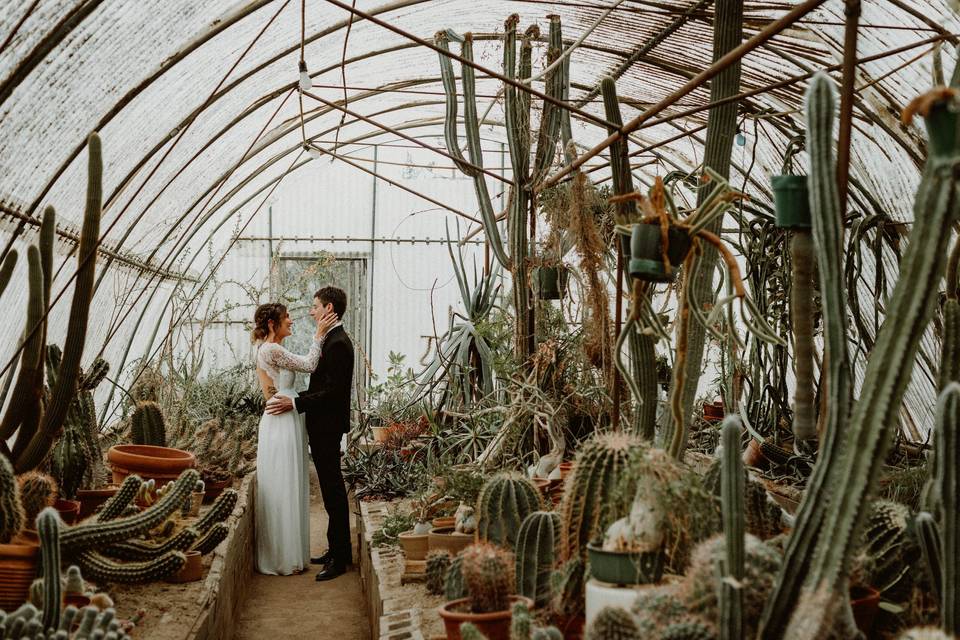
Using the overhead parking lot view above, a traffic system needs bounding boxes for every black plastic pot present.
[771,174,812,229]
[628,224,692,283]
[586,542,664,585]
[618,232,631,260]
[534,266,568,300]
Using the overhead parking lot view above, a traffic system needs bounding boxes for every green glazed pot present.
[771,174,812,229]
[586,542,664,585]
[629,224,692,283]
[533,266,568,300]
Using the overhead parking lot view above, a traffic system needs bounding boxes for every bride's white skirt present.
[255,390,311,575]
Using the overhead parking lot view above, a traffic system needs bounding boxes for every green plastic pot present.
[629,224,692,283]
[618,232,631,259]
[534,266,568,300]
[771,174,812,229]
[924,99,960,159]
[586,542,664,585]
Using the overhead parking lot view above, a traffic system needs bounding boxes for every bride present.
[252,302,336,575]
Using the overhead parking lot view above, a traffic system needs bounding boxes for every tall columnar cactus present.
[426,549,453,595]
[75,548,186,584]
[98,474,143,521]
[36,508,61,630]
[559,432,645,560]
[130,401,166,447]
[515,511,559,607]
[476,473,543,548]
[191,522,229,555]
[103,527,200,561]
[195,488,238,534]
[757,72,851,638]
[0,453,25,543]
[17,471,57,525]
[584,606,641,640]
[916,512,943,605]
[445,555,466,601]
[461,542,515,614]
[935,383,959,634]
[719,418,744,640]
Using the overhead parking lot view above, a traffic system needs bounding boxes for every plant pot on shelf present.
[398,530,430,561]
[771,174,812,229]
[107,444,196,486]
[76,486,119,520]
[164,551,203,583]
[0,531,40,612]
[203,478,232,504]
[431,516,456,530]
[586,543,664,586]
[558,461,574,480]
[850,585,881,636]
[742,439,765,468]
[629,224,692,283]
[438,595,534,640]
[428,527,473,556]
[533,266,568,300]
[702,401,724,423]
[54,499,82,525]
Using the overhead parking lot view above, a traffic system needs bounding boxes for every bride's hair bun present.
[251,303,287,342]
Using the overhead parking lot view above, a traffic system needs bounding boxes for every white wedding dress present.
[254,338,321,575]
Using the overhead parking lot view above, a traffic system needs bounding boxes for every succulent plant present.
[934,383,959,634]
[916,512,943,604]
[549,557,584,618]
[195,488,239,534]
[631,584,688,633]
[17,471,58,525]
[476,472,543,549]
[191,522,229,555]
[719,418,744,640]
[131,401,166,447]
[584,606,640,640]
[0,453,25,543]
[64,565,84,595]
[98,474,143,521]
[426,549,453,595]
[36,508,61,629]
[103,526,200,561]
[0,603,131,640]
[460,622,489,640]
[75,548,186,584]
[659,618,719,640]
[515,511,559,607]
[531,628,563,640]
[461,542,515,614]
[510,599,532,640]
[445,554,466,601]
[856,500,921,602]
[703,459,783,540]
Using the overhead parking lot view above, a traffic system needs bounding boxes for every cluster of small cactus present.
[17,472,58,526]
[130,401,166,447]
[460,542,515,614]
[0,453,25,543]
[168,416,257,479]
[476,473,543,549]
[515,511,559,607]
[0,603,130,640]
[426,549,452,595]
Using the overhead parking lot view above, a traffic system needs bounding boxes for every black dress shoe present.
[315,563,346,581]
[310,553,334,565]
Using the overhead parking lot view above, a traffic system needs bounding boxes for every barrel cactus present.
[18,471,58,525]
[585,606,641,640]
[515,511,559,607]
[660,619,719,640]
[631,584,688,633]
[426,549,453,595]
[131,401,166,447]
[855,500,922,602]
[461,542,515,613]
[0,453,25,543]
[460,622,488,640]
[476,472,543,548]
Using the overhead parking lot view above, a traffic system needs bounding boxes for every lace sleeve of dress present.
[259,339,322,373]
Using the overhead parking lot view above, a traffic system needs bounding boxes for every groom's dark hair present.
[316,286,347,319]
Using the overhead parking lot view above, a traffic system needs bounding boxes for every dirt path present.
[235,471,369,640]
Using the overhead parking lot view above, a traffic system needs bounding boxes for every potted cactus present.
[0,455,40,612]
[438,542,532,640]
[531,259,569,301]
[108,401,197,486]
[586,479,665,585]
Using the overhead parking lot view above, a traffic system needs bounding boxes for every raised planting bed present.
[100,474,252,640]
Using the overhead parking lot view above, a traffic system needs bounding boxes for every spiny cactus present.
[459,622,489,640]
[515,511,559,607]
[549,557,584,618]
[703,460,782,540]
[64,565,84,595]
[130,401,166,447]
[631,584,688,633]
[195,488,238,534]
[191,521,229,555]
[584,606,640,640]
[476,473,543,548]
[461,542,515,614]
[426,549,453,595]
[934,383,959,634]
[531,627,563,640]
[683,534,781,639]
[719,418,744,640]
[75,548,186,584]
[61,469,199,552]
[0,453,25,543]
[559,432,646,560]
[102,527,199,561]
[856,500,921,602]
[916,512,943,604]
[36,508,61,629]
[659,619,718,640]
[98,474,143,521]
[0,603,131,640]
[511,599,532,640]
[18,471,58,525]
[445,555,466,601]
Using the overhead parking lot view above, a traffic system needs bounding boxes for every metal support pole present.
[837,0,861,220]
[368,145,378,381]
[612,246,624,430]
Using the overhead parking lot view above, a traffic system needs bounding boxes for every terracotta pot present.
[203,478,232,503]
[0,532,40,611]
[54,499,81,525]
[431,516,456,529]
[165,551,203,583]
[107,445,196,486]
[439,596,533,640]
[398,530,430,561]
[428,527,473,556]
[532,478,550,496]
[76,486,119,520]
[558,461,574,480]
[702,401,725,422]
[850,585,880,635]
[742,439,765,468]
[64,593,91,609]
[555,613,585,640]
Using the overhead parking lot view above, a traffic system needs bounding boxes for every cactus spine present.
[476,473,543,548]
[461,542,514,614]
[515,511,559,607]
[426,549,453,595]
[719,418,743,640]
[935,383,959,634]
[18,471,58,525]
[130,401,166,447]
[0,453,25,543]
[37,508,61,630]
[584,606,641,640]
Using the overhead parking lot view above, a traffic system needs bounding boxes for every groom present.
[266,286,354,581]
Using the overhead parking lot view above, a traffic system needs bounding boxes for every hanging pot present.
[533,266,568,300]
[924,98,960,158]
[586,543,664,585]
[771,175,812,229]
[629,224,692,283]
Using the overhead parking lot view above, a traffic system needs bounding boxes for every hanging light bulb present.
[735,129,746,147]
[298,60,312,92]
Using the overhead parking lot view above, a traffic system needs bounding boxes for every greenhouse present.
[0,0,958,638]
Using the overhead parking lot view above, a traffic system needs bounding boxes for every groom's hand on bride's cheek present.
[266,394,294,415]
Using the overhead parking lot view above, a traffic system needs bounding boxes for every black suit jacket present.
[294,325,354,442]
